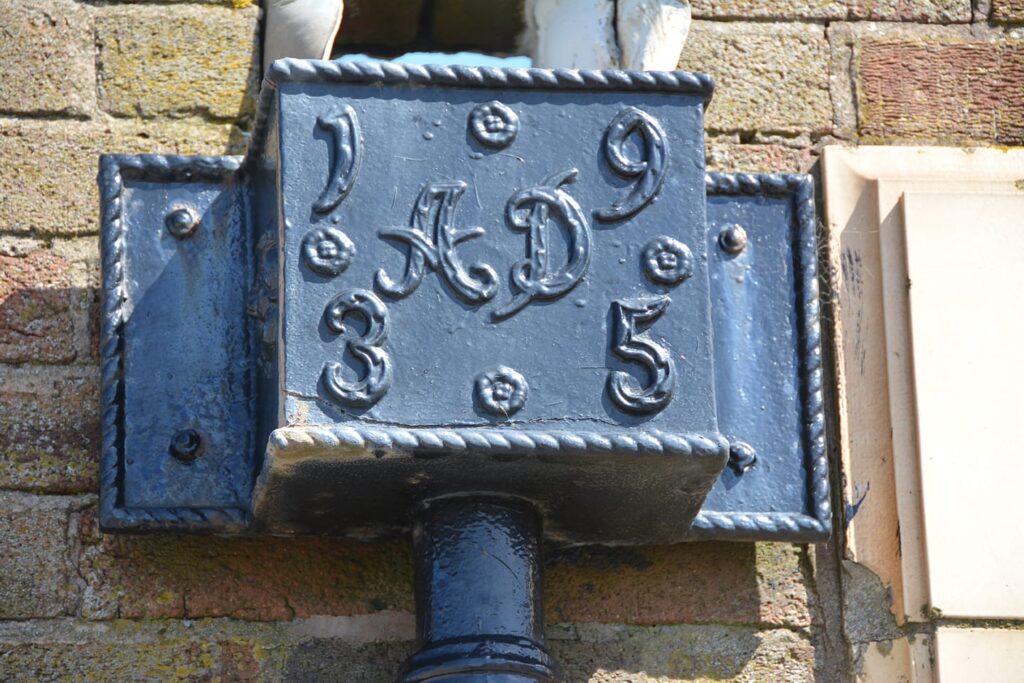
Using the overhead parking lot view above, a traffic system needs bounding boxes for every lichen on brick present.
[76,507,414,621]
[0,120,239,236]
[679,21,832,135]
[94,4,260,120]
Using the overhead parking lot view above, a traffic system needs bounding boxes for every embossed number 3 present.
[321,289,393,409]
[607,296,676,414]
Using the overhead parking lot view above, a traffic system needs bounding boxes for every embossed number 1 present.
[607,296,676,414]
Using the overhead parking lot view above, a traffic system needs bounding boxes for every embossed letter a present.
[375,181,498,305]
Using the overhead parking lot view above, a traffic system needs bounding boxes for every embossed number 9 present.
[594,107,669,223]
[607,296,676,414]
[321,289,393,409]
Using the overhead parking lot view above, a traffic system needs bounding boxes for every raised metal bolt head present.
[165,207,199,239]
[718,224,748,255]
[169,429,203,462]
[728,441,757,474]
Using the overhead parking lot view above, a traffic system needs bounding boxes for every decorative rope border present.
[267,424,729,461]
[98,154,248,531]
[694,172,831,542]
[243,60,715,173]
[265,59,715,96]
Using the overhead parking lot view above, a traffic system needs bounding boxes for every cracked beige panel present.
[858,636,932,683]
[824,147,1024,634]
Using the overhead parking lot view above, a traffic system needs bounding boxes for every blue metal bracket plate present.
[98,62,829,543]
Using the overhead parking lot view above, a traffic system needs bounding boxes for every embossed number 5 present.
[607,296,676,414]
[321,289,393,409]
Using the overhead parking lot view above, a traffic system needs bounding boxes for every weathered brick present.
[846,0,971,21]
[283,639,412,682]
[993,0,1024,21]
[0,619,286,682]
[336,0,425,48]
[0,365,100,493]
[706,142,815,173]
[0,239,97,365]
[690,0,969,19]
[77,507,414,620]
[0,119,238,236]
[0,493,80,618]
[551,624,815,683]
[0,0,95,116]
[853,27,1024,144]
[546,543,811,628]
[95,0,256,5]
[690,0,846,19]
[431,0,524,52]
[679,21,832,135]
[95,4,259,119]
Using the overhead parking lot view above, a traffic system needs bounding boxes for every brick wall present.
[1,1,1020,681]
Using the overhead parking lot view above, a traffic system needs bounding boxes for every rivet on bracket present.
[728,441,757,474]
[169,429,204,463]
[718,224,748,256]
[165,207,199,239]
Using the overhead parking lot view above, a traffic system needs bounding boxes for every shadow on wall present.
[278,544,774,682]
[0,275,788,681]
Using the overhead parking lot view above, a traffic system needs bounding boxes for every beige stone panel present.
[859,636,932,683]
[935,628,1024,682]
[903,190,1024,620]
[822,146,1024,624]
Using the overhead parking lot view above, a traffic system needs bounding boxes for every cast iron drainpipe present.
[399,496,561,682]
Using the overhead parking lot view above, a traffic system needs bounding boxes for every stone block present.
[550,624,815,682]
[0,238,98,365]
[95,4,259,119]
[679,21,832,135]
[0,119,238,236]
[0,493,79,618]
[431,0,524,52]
[0,365,100,494]
[0,619,284,682]
[0,0,95,116]
[852,26,1024,144]
[76,507,414,620]
[283,639,412,681]
[546,543,811,628]
[336,0,425,47]
[706,141,815,173]
[94,0,255,4]
[690,0,846,19]
[689,0,969,20]
[846,0,971,21]
[993,0,1024,21]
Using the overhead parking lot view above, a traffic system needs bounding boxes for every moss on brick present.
[0,120,238,236]
[679,21,832,135]
[0,366,100,493]
[95,4,259,120]
[77,507,415,620]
